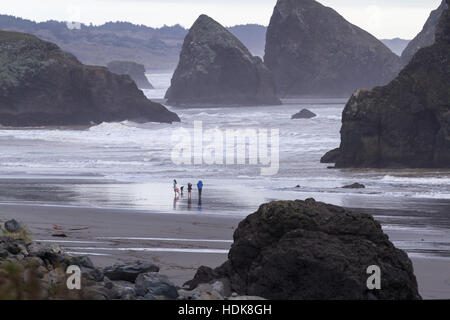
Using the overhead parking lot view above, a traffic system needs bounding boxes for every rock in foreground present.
[107,60,154,89]
[264,0,401,97]
[291,109,316,119]
[0,31,179,126]
[103,262,160,282]
[165,15,281,106]
[330,1,450,168]
[186,199,421,300]
[0,236,178,300]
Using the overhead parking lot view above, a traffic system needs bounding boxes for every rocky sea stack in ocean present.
[264,0,401,97]
[165,15,280,106]
[185,199,421,300]
[107,61,154,89]
[291,109,316,119]
[401,0,448,65]
[0,31,179,126]
[326,1,450,168]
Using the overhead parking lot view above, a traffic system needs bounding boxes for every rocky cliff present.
[107,61,153,89]
[264,0,402,97]
[165,15,280,106]
[0,31,179,126]
[185,199,421,300]
[401,0,448,65]
[326,0,450,168]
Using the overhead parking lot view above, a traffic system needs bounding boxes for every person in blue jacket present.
[197,180,203,198]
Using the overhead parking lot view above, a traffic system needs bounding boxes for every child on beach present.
[187,183,193,199]
[173,179,180,196]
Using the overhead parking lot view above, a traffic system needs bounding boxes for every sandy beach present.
[1,203,449,299]
[0,203,239,286]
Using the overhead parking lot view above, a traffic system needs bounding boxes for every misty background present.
[1,0,441,39]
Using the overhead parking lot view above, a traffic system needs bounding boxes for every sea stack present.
[264,0,402,97]
[165,15,281,106]
[0,31,179,126]
[107,60,154,89]
[326,0,450,168]
[401,0,448,65]
[291,109,316,119]
[185,199,421,300]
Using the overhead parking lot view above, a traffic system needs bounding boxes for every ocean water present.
[0,73,449,257]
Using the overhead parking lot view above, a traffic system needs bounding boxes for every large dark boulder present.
[264,0,401,97]
[329,1,450,168]
[107,60,154,89]
[186,199,421,300]
[165,15,281,106]
[0,31,180,126]
[401,0,448,65]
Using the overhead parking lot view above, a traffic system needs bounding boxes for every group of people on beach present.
[173,179,203,200]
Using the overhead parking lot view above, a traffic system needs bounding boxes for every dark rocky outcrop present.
[329,1,450,168]
[291,109,316,119]
[107,60,154,89]
[165,15,281,106]
[0,31,180,126]
[186,199,421,300]
[401,0,448,65]
[320,147,341,163]
[264,0,402,97]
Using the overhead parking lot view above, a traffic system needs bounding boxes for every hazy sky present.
[0,0,443,39]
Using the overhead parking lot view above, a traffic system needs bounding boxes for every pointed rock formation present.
[264,0,402,97]
[107,60,154,89]
[0,31,179,126]
[401,0,448,65]
[327,0,450,168]
[165,15,281,106]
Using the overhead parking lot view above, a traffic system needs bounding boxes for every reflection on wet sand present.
[174,192,202,212]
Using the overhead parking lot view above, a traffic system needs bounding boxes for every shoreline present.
[0,203,240,286]
[1,202,449,299]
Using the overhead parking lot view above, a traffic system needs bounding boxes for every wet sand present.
[0,203,449,299]
[0,204,239,286]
